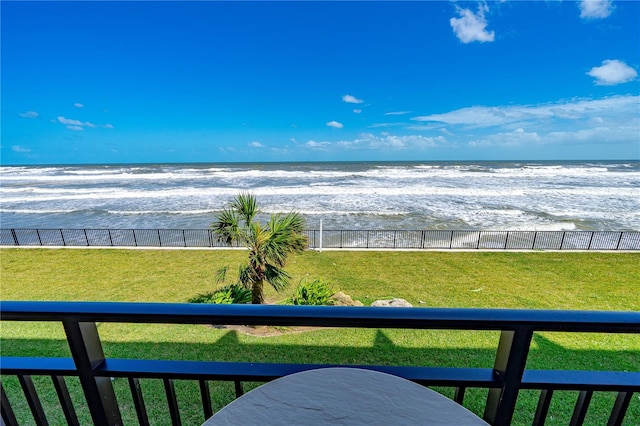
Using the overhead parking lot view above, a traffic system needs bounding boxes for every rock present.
[371,298,413,308]
[331,291,364,306]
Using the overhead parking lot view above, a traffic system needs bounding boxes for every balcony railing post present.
[63,320,123,426]
[484,328,533,426]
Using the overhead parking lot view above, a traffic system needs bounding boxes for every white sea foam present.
[1,161,638,230]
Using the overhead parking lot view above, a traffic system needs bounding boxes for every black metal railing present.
[1,301,638,426]
[1,228,639,250]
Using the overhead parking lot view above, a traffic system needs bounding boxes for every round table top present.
[203,367,489,425]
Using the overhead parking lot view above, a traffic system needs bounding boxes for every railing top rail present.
[1,301,638,333]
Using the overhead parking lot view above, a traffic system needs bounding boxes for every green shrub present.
[188,284,251,304]
[287,278,334,306]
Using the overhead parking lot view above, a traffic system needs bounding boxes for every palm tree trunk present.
[252,279,265,304]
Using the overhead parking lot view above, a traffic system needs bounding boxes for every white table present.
[203,367,489,425]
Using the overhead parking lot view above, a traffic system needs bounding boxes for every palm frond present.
[237,264,253,288]
[231,192,258,226]
[214,266,228,284]
[264,264,292,292]
[264,213,307,266]
[211,208,241,245]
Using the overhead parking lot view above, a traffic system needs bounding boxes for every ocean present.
[1,161,638,231]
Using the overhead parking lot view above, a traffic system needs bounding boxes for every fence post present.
[11,229,19,246]
[587,232,595,250]
[84,229,89,246]
[319,220,323,252]
[183,230,187,247]
[615,232,624,250]
[421,230,425,249]
[60,229,66,246]
[449,231,453,249]
[531,231,537,249]
[484,328,533,425]
[108,229,113,246]
[559,232,566,250]
[132,229,138,247]
[504,231,509,249]
[62,321,123,425]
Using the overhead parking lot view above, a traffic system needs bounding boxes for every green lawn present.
[1,248,639,425]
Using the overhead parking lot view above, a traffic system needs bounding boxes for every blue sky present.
[2,1,639,165]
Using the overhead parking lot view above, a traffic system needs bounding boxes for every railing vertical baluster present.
[234,381,244,397]
[504,231,509,249]
[36,229,42,246]
[570,390,593,426]
[454,387,466,404]
[421,230,425,249]
[532,389,553,426]
[132,229,138,246]
[163,379,181,426]
[559,231,566,250]
[199,380,213,420]
[62,321,123,425]
[607,391,632,426]
[60,229,66,246]
[158,229,162,247]
[1,382,18,426]
[108,229,113,246]
[18,375,47,425]
[531,231,537,249]
[51,375,80,426]
[449,231,453,249]
[615,232,624,250]
[128,377,150,426]
[183,230,187,247]
[83,229,89,246]
[11,229,19,246]
[587,232,595,250]
[484,328,533,426]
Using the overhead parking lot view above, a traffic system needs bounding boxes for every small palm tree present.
[211,193,307,304]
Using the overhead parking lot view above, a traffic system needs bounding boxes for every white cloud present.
[353,109,362,114]
[385,111,411,116]
[19,111,39,118]
[580,0,614,19]
[342,95,364,104]
[249,141,265,148]
[304,133,447,152]
[74,103,84,108]
[305,140,332,150]
[103,123,114,129]
[12,145,31,153]
[57,116,97,130]
[467,123,639,149]
[326,120,344,129]
[412,95,640,128]
[587,60,637,86]
[450,3,495,43]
